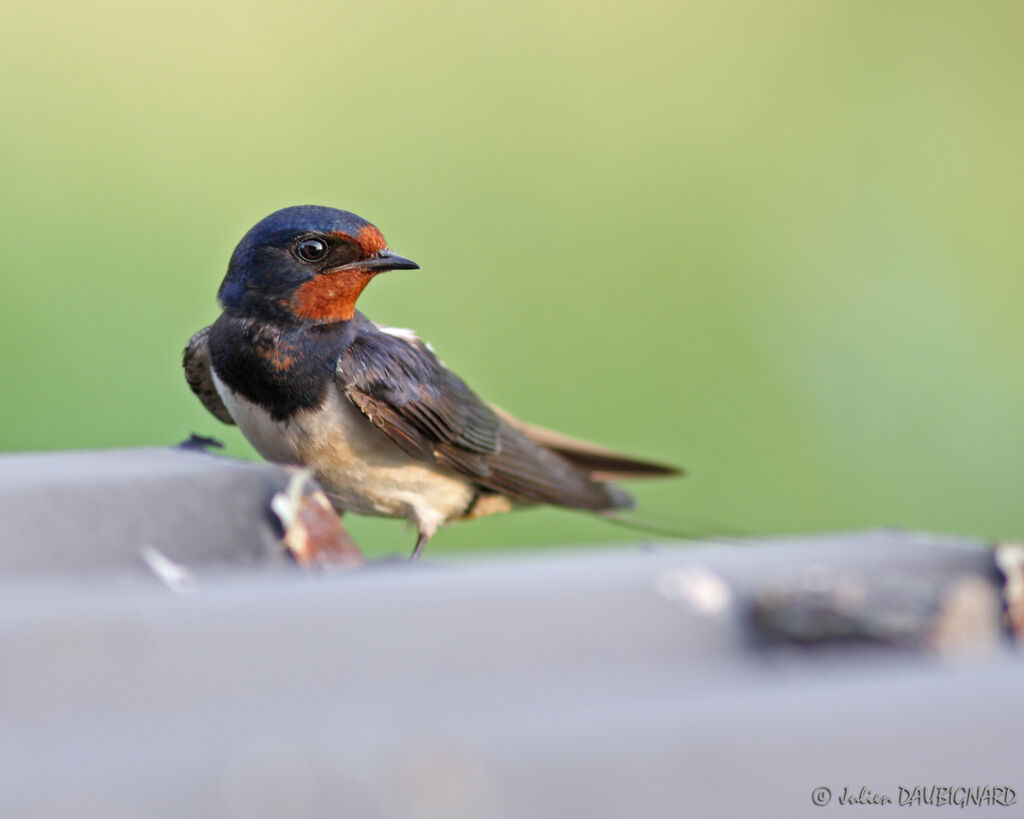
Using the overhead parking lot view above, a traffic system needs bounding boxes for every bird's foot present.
[272,469,364,569]
[410,533,429,561]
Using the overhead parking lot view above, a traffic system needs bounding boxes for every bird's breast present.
[211,372,475,532]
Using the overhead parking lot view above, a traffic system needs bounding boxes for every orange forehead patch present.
[328,225,388,257]
[356,224,387,255]
[291,268,376,322]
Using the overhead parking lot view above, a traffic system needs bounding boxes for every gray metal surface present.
[0,450,1016,817]
[0,447,294,577]
[0,534,1017,817]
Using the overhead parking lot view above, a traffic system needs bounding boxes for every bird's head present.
[217,205,419,324]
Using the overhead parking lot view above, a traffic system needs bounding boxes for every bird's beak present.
[349,249,420,273]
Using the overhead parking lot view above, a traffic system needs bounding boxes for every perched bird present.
[184,206,679,558]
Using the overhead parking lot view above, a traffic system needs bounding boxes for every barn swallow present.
[184,206,679,558]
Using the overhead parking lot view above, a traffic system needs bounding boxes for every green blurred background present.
[2,0,1022,556]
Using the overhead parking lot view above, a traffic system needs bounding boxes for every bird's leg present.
[410,533,430,561]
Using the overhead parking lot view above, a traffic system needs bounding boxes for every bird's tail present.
[491,405,682,481]
[598,507,755,545]
[602,482,637,511]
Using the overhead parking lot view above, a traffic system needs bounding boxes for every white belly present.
[211,372,475,536]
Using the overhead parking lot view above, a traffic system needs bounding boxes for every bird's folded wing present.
[337,331,629,510]
[489,405,681,481]
[183,326,236,425]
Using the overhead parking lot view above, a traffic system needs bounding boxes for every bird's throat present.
[291,269,376,323]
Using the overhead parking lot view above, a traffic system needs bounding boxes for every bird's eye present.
[296,237,328,262]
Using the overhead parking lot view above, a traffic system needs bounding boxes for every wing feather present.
[183,326,236,425]
[489,405,681,481]
[337,327,629,511]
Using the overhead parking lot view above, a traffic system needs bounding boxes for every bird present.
[184,205,679,559]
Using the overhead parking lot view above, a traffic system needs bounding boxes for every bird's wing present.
[183,326,236,425]
[336,329,630,510]
[489,405,682,481]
